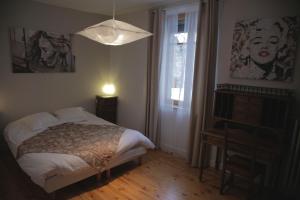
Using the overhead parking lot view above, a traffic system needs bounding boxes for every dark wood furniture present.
[199,128,225,177]
[220,125,265,197]
[96,96,118,123]
[199,84,293,188]
[213,90,291,130]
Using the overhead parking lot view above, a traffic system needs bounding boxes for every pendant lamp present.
[77,0,152,46]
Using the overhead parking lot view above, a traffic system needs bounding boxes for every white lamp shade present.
[102,84,116,96]
[77,19,152,46]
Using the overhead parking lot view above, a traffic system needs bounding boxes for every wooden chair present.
[199,128,225,181]
[220,124,265,199]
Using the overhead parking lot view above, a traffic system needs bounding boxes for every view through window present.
[171,13,188,106]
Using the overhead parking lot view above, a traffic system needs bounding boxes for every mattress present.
[3,111,154,192]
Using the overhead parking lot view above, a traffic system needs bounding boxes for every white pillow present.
[53,107,87,123]
[14,112,59,132]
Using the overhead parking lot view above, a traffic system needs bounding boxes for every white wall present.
[109,11,150,133]
[0,0,110,130]
[216,0,300,90]
[0,1,150,134]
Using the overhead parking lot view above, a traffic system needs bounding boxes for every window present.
[160,8,198,109]
[158,4,199,158]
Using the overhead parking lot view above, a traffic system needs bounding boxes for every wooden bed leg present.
[96,172,102,181]
[136,156,142,166]
[49,192,56,200]
[106,169,111,180]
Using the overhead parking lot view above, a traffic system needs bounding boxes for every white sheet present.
[3,111,155,187]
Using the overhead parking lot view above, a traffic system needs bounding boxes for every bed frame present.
[45,147,147,194]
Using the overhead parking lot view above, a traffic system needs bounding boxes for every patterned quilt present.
[17,123,125,171]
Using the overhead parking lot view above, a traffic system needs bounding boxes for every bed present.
[3,107,155,193]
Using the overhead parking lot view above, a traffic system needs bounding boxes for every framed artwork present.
[9,27,75,73]
[230,17,299,81]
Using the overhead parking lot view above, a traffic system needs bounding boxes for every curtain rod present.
[150,0,221,12]
[151,0,201,12]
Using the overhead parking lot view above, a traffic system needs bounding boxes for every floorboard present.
[0,146,243,200]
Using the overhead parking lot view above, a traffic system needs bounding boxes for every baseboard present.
[160,143,188,160]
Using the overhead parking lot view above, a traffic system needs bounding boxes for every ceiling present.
[32,0,184,16]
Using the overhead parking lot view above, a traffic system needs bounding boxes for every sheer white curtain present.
[159,4,198,158]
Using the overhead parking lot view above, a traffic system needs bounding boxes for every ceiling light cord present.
[113,0,116,20]
[77,0,152,45]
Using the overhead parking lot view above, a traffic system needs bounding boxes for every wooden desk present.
[199,84,292,185]
[199,127,284,186]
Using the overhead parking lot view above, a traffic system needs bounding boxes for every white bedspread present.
[3,112,154,187]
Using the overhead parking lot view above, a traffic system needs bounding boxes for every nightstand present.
[0,134,8,154]
[96,96,118,123]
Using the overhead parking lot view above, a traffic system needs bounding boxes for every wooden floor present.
[0,147,244,200]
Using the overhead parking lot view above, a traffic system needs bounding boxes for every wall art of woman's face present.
[230,16,298,81]
[9,27,75,73]
[249,21,281,65]
[38,34,57,67]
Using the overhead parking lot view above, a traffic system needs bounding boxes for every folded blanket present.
[17,123,125,171]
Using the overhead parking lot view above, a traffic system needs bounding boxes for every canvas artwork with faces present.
[10,27,75,73]
[230,17,299,81]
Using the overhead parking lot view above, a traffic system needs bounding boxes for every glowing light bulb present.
[102,84,116,96]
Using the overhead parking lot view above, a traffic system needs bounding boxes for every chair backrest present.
[223,122,259,172]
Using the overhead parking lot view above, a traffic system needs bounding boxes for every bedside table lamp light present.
[102,84,116,96]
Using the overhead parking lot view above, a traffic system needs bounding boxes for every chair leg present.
[247,177,256,200]
[199,142,207,182]
[259,173,265,198]
[215,147,220,170]
[220,169,226,194]
[220,141,227,195]
[229,172,235,189]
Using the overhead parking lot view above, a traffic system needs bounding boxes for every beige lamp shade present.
[102,83,116,96]
[77,19,152,46]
